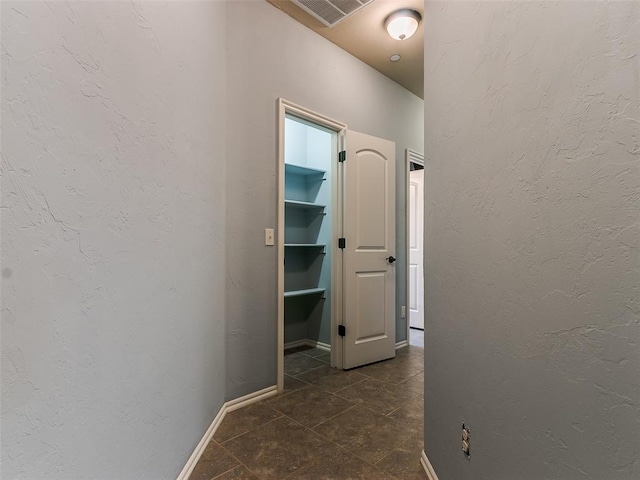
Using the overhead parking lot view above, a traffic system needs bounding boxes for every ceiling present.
[266,0,424,99]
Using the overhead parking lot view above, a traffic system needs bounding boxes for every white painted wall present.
[1,2,227,478]
[225,0,424,399]
[423,2,639,479]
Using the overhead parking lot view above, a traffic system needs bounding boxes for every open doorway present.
[277,100,345,391]
[277,99,400,391]
[406,149,425,348]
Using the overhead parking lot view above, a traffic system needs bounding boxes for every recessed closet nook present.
[283,115,336,352]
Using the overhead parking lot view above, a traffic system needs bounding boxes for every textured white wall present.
[1,2,227,478]
[423,1,639,479]
[225,0,424,399]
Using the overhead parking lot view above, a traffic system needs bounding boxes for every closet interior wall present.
[283,116,335,348]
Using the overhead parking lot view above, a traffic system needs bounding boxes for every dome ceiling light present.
[385,9,421,41]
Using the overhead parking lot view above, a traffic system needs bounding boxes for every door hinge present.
[338,150,346,163]
[338,237,346,249]
[338,325,346,337]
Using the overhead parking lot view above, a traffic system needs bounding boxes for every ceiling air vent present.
[292,0,374,27]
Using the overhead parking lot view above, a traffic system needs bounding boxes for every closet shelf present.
[284,288,326,298]
[284,199,326,210]
[285,163,326,177]
[285,243,326,248]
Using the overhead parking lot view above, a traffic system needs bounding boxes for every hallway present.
[191,346,426,479]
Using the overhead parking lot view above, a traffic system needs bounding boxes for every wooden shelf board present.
[285,163,326,177]
[284,199,326,210]
[284,288,326,298]
[285,244,326,248]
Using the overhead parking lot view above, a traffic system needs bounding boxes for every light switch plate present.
[265,228,275,246]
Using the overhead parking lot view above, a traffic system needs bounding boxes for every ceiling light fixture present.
[390,54,401,62]
[385,9,421,41]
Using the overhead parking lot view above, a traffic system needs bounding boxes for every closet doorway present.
[277,100,345,391]
[406,150,425,345]
[277,99,398,391]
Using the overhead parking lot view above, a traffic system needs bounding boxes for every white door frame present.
[405,149,425,342]
[277,98,347,392]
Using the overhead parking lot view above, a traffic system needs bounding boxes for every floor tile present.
[189,441,240,480]
[356,356,423,384]
[190,441,239,480]
[284,374,308,393]
[285,446,399,480]
[295,365,366,393]
[310,351,331,363]
[213,403,282,443]
[335,377,415,415]
[392,374,424,399]
[267,385,353,427]
[388,394,424,434]
[299,347,328,358]
[397,345,424,357]
[213,465,260,480]
[190,345,427,479]
[223,416,337,479]
[312,405,414,464]
[376,432,428,479]
[284,352,326,376]
[400,353,425,371]
[285,346,315,355]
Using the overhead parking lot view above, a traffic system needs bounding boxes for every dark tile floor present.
[191,345,426,480]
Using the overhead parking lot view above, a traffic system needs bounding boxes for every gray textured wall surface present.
[423,1,639,479]
[1,2,227,478]
[225,1,424,399]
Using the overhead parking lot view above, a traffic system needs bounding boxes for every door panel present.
[409,264,418,310]
[409,168,424,329]
[355,271,388,341]
[355,153,387,249]
[343,130,396,369]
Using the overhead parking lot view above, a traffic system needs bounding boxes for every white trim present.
[277,98,348,393]
[420,450,440,480]
[176,403,226,480]
[277,100,286,393]
[395,340,409,350]
[284,339,332,352]
[225,385,278,413]
[283,339,309,350]
[176,386,278,480]
[405,148,425,340]
[307,340,331,352]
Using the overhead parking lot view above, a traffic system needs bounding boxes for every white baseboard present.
[420,450,440,480]
[176,385,278,480]
[283,339,308,350]
[307,340,330,352]
[225,385,278,413]
[284,339,331,352]
[395,340,408,350]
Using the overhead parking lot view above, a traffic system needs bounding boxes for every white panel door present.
[342,130,396,369]
[409,168,424,329]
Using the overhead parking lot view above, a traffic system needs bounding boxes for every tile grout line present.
[217,412,284,445]
[289,363,329,378]
[306,399,359,430]
[213,443,261,480]
[209,463,246,480]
